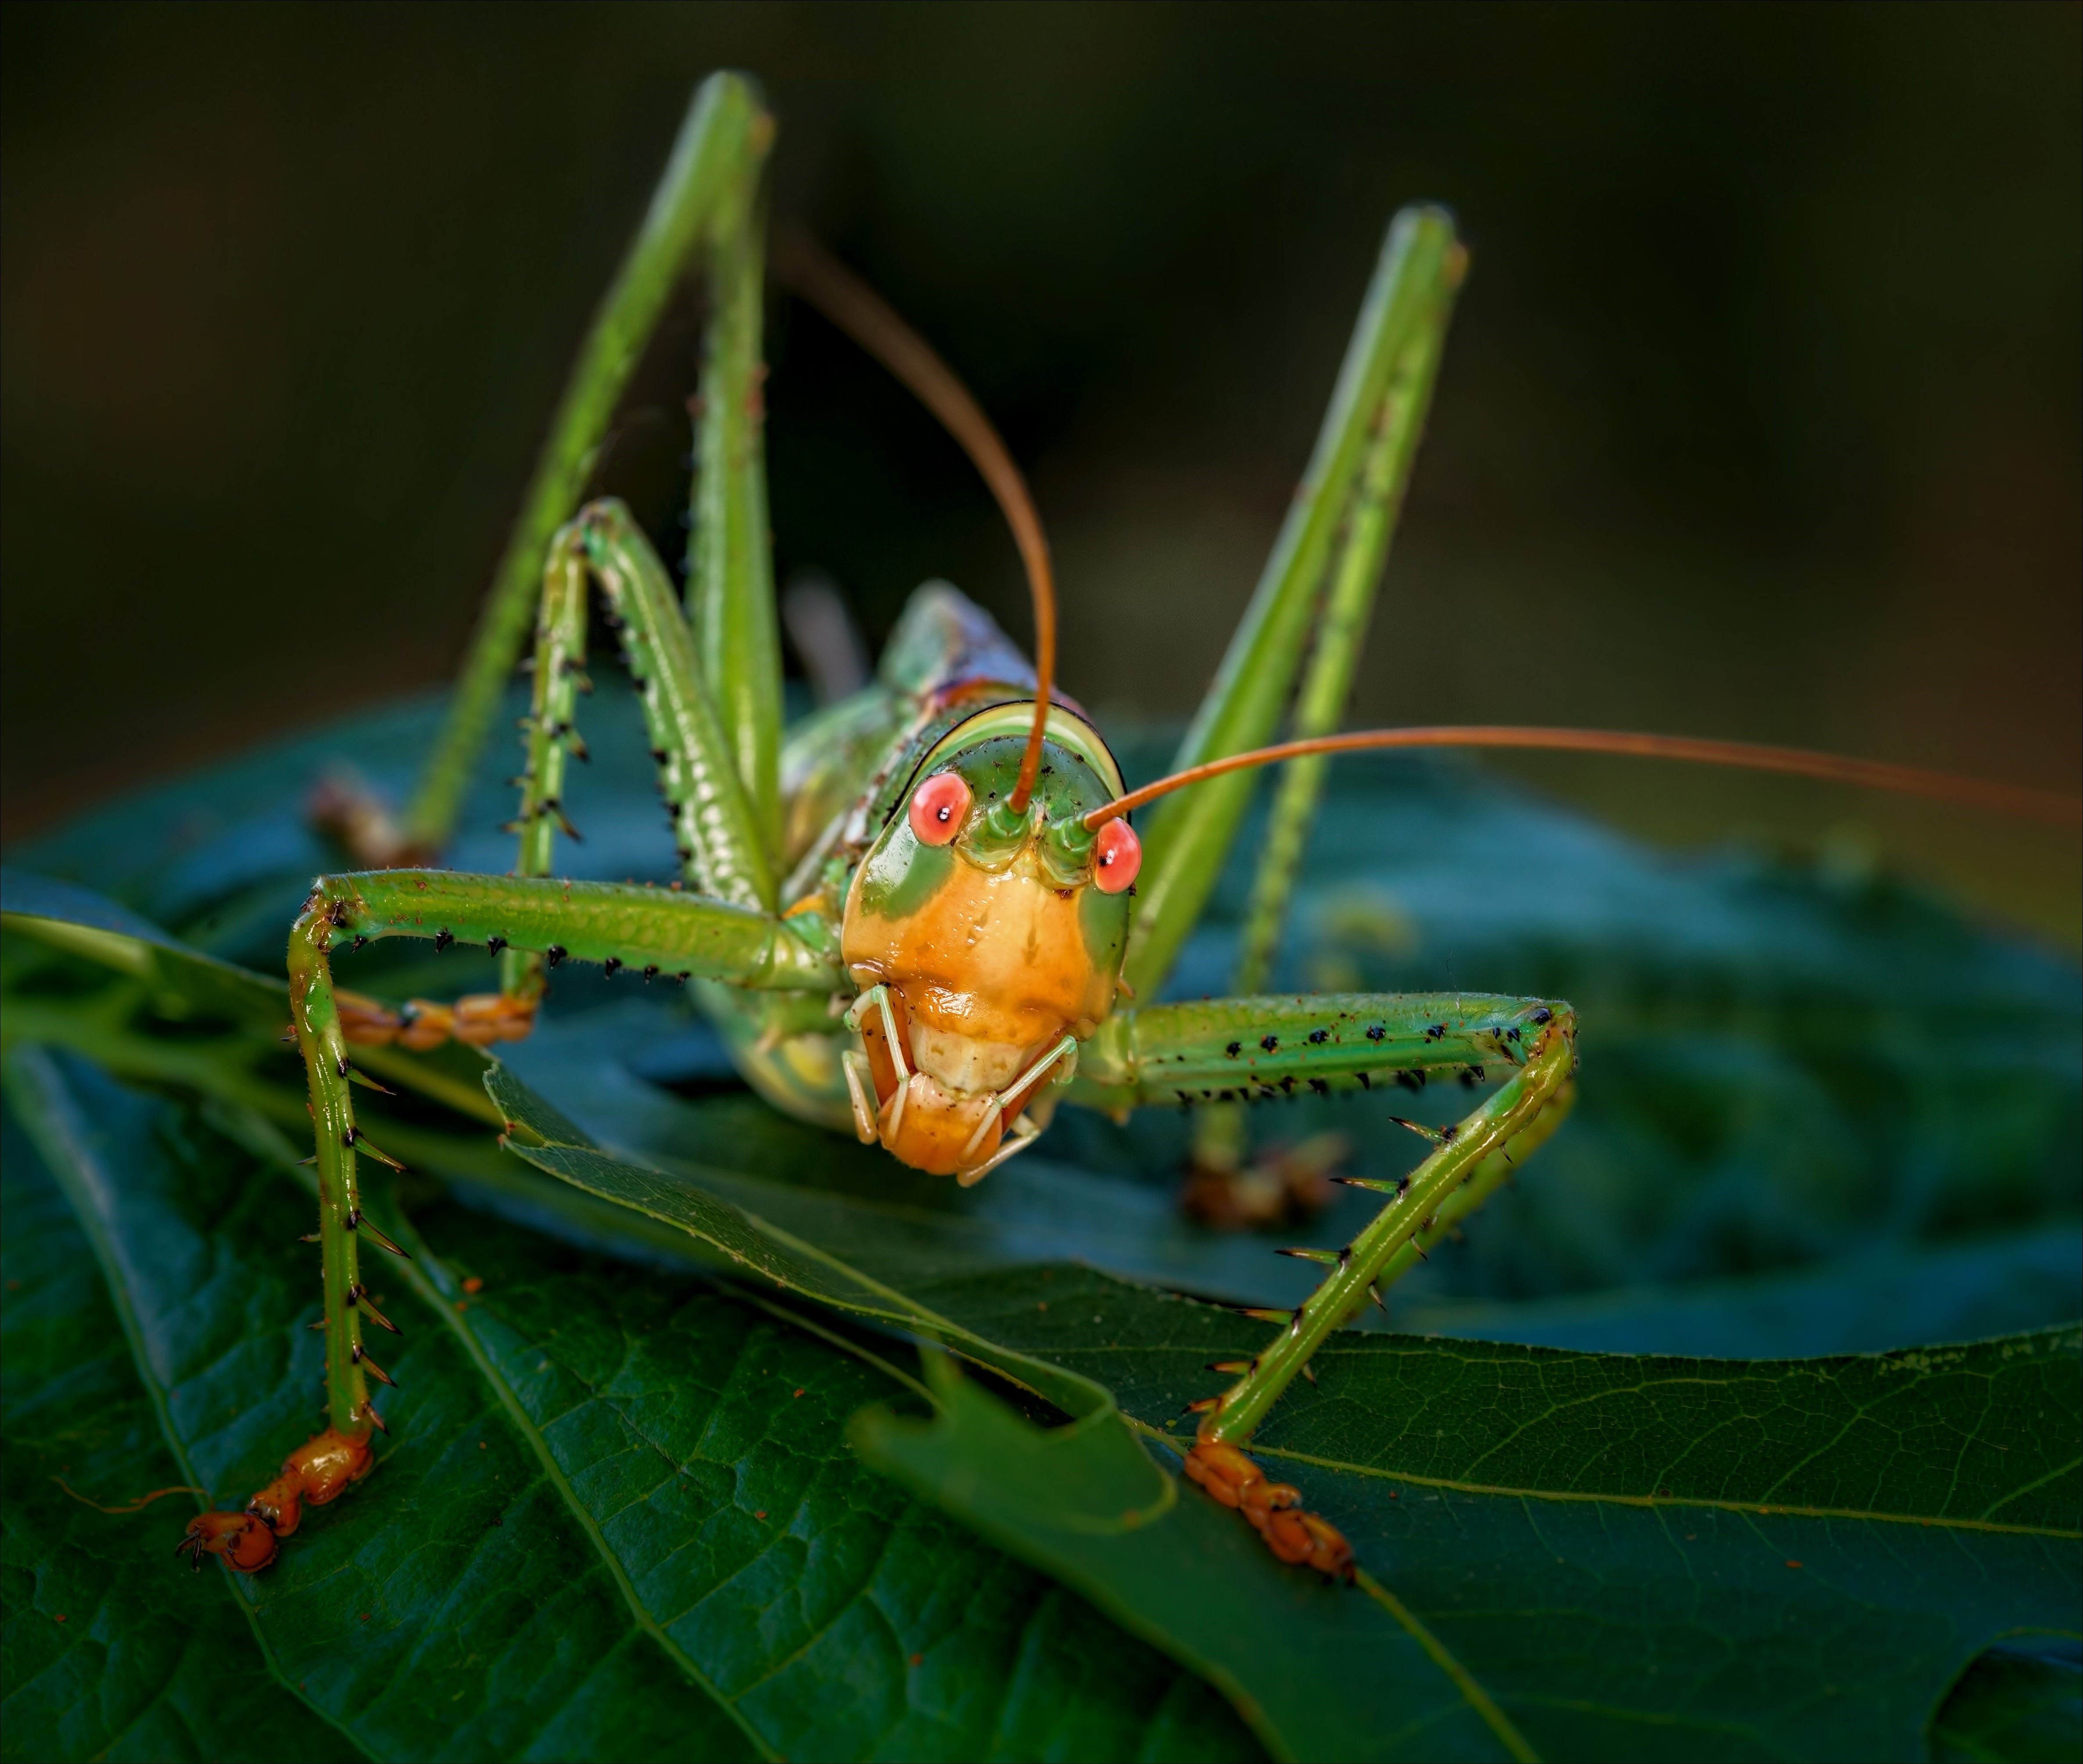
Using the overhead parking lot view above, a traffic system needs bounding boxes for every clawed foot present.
[1181,1131,1348,1231]
[177,1427,375,1574]
[1184,1438,1354,1581]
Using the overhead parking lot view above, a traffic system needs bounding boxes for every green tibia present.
[1194,277,1459,1174]
[1231,293,1456,998]
[578,500,775,911]
[501,523,590,1001]
[687,125,782,863]
[1201,1005,1577,1445]
[313,871,839,990]
[404,72,771,853]
[1366,1075,1574,1300]
[286,903,373,1437]
[1125,207,1462,1002]
[1073,991,1560,1111]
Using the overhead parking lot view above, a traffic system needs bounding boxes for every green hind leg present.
[1076,990,1577,1576]
[1186,253,1462,1217]
[684,122,783,857]
[179,859,839,1575]
[1123,205,1464,1002]
[1144,208,1462,1216]
[387,72,774,858]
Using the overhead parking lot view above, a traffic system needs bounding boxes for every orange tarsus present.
[176,1509,280,1573]
[335,989,538,1050]
[176,1427,374,1574]
[770,225,1057,814]
[1183,1437,1355,1581]
[1083,725,2083,829]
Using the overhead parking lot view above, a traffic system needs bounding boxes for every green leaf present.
[0,1108,358,1764]
[857,1273,2081,1761]
[855,1360,1526,1764]
[2,1047,1258,1762]
[2,864,287,1032]
[478,1053,2083,1759]
[8,691,2079,1758]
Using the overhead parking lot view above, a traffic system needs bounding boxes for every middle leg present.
[341,497,781,1052]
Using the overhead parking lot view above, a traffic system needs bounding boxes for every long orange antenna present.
[772,225,1056,812]
[1083,726,2083,828]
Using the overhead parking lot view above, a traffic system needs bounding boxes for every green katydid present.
[176,71,2081,1582]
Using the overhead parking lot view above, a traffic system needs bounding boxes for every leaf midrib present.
[346,1170,784,1762]
[207,1098,785,1762]
[1248,1443,2083,1537]
[1090,1332,2080,1531]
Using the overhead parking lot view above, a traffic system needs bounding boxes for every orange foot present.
[1184,1438,1355,1581]
[177,1427,375,1574]
[1180,1131,1347,1230]
[335,989,537,1051]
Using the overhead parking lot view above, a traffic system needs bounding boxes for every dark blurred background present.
[4,2,2077,938]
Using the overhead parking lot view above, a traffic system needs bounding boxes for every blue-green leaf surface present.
[5,690,2077,1760]
[0,1046,1256,1762]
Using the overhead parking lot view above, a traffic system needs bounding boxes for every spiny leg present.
[341,497,783,1053]
[1188,262,1462,1220]
[582,499,776,908]
[496,516,594,1014]
[323,871,835,997]
[1125,206,1463,1002]
[232,480,816,1563]
[384,72,774,860]
[1076,990,1576,1578]
[179,912,397,1570]
[184,867,838,1569]
[685,134,784,859]
[336,525,592,1050]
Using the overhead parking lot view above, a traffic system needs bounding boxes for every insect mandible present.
[170,72,2081,1584]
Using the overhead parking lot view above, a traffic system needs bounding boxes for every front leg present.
[179,870,836,1572]
[1076,991,1577,1578]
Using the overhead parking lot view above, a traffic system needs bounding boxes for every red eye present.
[1092,817,1141,893]
[908,772,971,846]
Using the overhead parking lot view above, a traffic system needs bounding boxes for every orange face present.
[839,707,1134,1180]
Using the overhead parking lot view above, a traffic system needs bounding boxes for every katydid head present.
[840,702,1133,1181]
